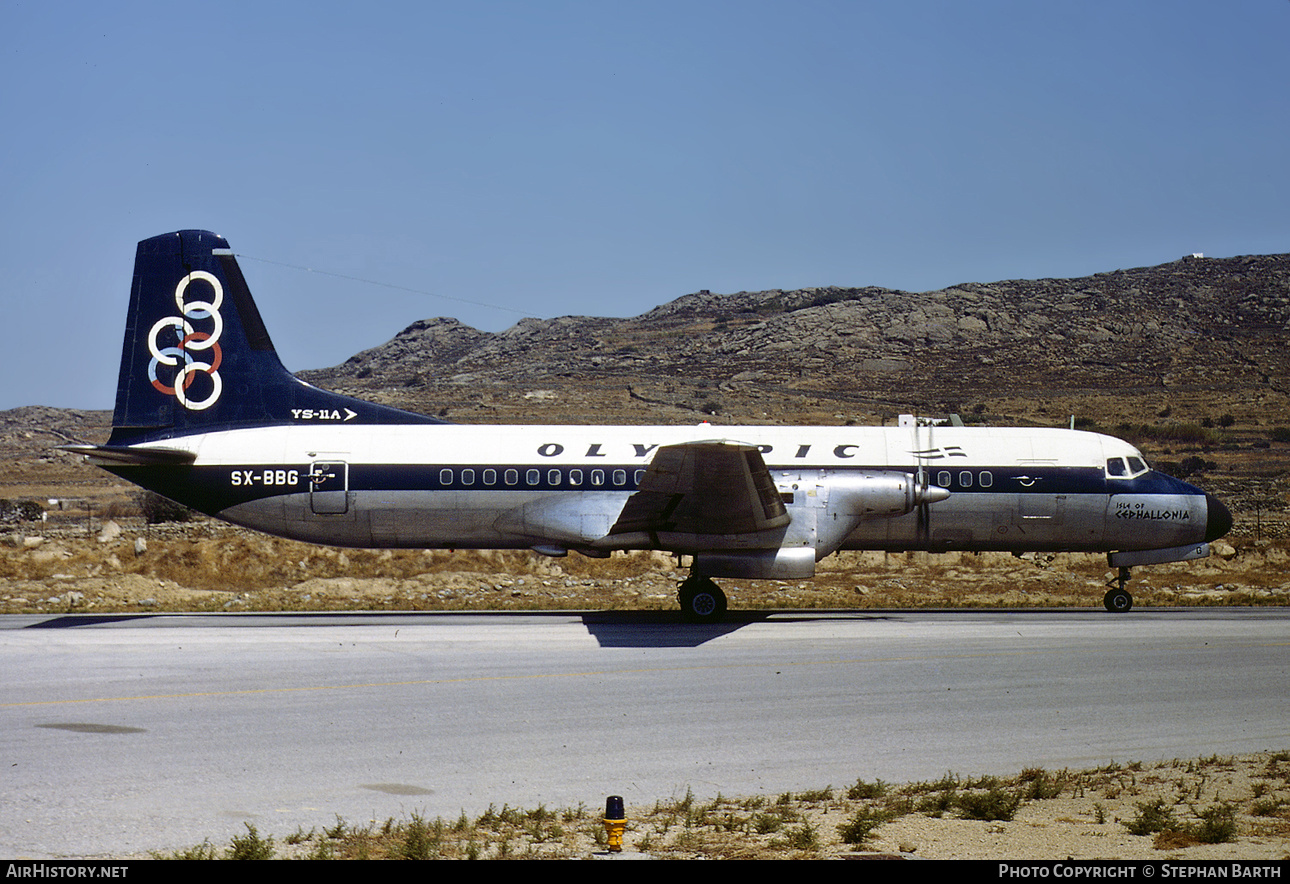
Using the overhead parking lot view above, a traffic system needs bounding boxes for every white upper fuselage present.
[147,422,1135,469]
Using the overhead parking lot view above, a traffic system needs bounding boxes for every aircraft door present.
[310,461,349,514]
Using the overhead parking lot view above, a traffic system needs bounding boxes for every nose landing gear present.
[1104,566,1133,612]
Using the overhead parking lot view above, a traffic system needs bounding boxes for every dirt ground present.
[2,510,1285,616]
[838,753,1290,860]
[634,752,1290,860]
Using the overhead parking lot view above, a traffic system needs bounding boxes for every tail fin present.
[109,230,440,443]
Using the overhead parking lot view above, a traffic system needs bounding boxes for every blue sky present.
[3,0,1288,410]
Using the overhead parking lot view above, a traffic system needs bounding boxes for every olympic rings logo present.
[147,271,224,411]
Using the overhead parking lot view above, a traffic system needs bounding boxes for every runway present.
[2,608,1287,858]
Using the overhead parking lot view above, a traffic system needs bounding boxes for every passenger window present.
[980,471,993,488]
[526,469,540,485]
[937,471,951,487]
[959,471,972,488]
[591,470,605,486]
[483,469,497,485]
[1106,458,1128,477]
[613,469,626,486]
[439,469,453,485]
[547,469,561,485]
[634,469,645,485]
[461,469,475,485]
[570,469,583,486]
[504,469,518,485]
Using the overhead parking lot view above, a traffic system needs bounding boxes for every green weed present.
[837,807,893,846]
[956,787,1022,822]
[227,823,274,860]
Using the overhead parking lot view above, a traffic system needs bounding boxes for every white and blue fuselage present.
[122,422,1227,559]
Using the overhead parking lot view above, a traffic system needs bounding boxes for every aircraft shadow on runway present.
[577,610,904,648]
[17,609,903,649]
[23,614,156,629]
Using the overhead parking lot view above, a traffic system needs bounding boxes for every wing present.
[609,440,789,538]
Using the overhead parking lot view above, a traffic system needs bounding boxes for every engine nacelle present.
[827,470,948,518]
[804,470,950,558]
[694,548,817,579]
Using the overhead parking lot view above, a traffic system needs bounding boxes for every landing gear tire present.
[1103,588,1133,613]
[678,575,727,623]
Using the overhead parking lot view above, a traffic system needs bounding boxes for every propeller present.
[910,413,952,548]
[918,416,932,547]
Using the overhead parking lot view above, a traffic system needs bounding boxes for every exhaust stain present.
[37,722,146,734]
[361,783,433,796]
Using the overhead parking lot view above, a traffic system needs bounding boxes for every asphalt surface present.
[2,608,1287,858]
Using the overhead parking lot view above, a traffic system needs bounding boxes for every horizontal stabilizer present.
[60,445,197,467]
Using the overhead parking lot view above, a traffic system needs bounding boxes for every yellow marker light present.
[603,795,626,853]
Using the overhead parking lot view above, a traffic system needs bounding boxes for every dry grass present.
[149,752,1290,860]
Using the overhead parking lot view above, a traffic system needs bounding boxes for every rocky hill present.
[300,253,1290,428]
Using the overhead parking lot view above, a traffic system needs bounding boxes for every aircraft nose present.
[1205,493,1233,542]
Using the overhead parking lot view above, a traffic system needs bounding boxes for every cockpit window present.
[1107,456,1150,479]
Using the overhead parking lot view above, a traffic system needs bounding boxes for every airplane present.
[67,229,1234,620]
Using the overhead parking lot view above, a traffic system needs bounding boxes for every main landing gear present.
[1104,566,1133,613]
[678,573,727,623]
